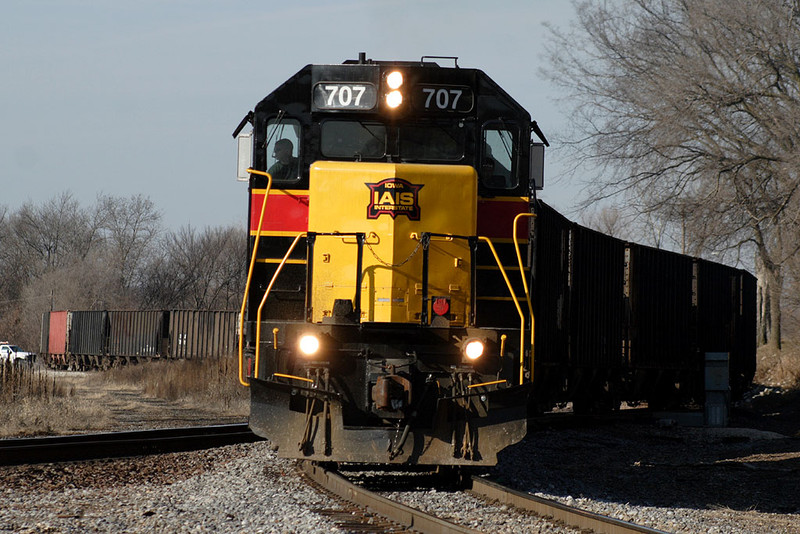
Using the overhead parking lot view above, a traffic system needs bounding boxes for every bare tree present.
[581,205,626,238]
[0,191,247,347]
[0,205,10,298]
[15,250,122,349]
[8,192,100,273]
[139,225,245,310]
[0,193,108,346]
[545,0,800,349]
[97,193,162,293]
[0,192,102,311]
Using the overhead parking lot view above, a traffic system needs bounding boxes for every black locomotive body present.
[234,54,755,466]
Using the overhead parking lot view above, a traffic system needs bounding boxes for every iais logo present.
[365,178,423,220]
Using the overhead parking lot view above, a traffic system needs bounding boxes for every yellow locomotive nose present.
[307,161,477,326]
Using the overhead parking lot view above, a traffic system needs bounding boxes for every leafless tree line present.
[0,192,246,350]
[547,0,800,350]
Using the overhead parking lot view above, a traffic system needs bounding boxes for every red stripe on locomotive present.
[477,198,530,239]
[250,191,309,233]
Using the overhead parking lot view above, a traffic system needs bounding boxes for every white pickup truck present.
[0,342,36,364]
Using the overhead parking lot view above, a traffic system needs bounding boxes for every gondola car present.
[39,310,239,369]
[233,54,755,466]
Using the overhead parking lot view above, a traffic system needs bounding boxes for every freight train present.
[39,310,239,370]
[232,54,756,466]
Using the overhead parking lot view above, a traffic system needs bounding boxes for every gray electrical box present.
[705,352,730,427]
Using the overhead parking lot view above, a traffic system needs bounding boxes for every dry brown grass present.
[0,357,248,438]
[97,357,248,410]
[0,362,112,436]
[754,341,800,389]
[1,361,66,402]
[1,396,113,437]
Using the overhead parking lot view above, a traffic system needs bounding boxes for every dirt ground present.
[65,372,249,431]
[0,370,248,438]
[70,380,248,432]
[735,385,800,438]
[6,369,798,438]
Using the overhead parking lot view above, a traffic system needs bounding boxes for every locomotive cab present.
[235,55,545,465]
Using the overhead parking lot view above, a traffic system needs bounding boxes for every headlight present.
[463,339,485,361]
[298,334,320,357]
[386,90,403,108]
[386,71,403,89]
[385,70,404,109]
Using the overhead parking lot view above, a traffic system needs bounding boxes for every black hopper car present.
[232,53,756,466]
[40,310,239,370]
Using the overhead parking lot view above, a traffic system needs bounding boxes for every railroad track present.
[0,423,260,466]
[302,462,669,534]
[2,427,668,533]
[470,476,669,534]
[299,461,481,533]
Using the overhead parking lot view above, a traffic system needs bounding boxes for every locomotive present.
[233,54,755,466]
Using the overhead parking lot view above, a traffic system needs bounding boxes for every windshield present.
[319,120,466,163]
[321,121,386,159]
[399,124,464,161]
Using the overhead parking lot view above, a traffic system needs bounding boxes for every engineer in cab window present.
[268,138,298,181]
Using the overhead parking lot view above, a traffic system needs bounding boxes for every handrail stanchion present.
[477,236,527,385]
[238,169,272,387]
[254,232,306,379]
[513,213,536,382]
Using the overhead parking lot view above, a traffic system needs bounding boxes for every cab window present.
[399,123,465,161]
[265,117,301,183]
[481,125,518,189]
[321,121,386,159]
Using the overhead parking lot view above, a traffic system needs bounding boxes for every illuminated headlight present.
[298,334,320,357]
[463,339,485,361]
[386,71,404,89]
[386,90,403,108]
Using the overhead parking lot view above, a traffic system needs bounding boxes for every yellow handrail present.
[478,236,527,385]
[467,379,508,389]
[274,372,314,383]
[254,232,306,379]
[238,169,272,387]
[513,213,536,382]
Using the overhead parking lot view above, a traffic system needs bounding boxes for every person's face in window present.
[273,144,292,164]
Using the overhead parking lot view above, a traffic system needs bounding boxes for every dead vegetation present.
[1,361,68,402]
[3,344,798,439]
[97,357,247,409]
[754,342,800,389]
[0,357,248,438]
[1,362,111,437]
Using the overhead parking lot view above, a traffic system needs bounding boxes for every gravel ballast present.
[3,376,800,534]
[2,423,800,533]
[0,443,345,533]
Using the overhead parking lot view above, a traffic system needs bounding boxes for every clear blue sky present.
[1,1,579,230]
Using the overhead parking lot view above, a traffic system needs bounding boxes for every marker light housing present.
[385,70,404,108]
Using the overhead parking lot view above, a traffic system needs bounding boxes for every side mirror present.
[236,131,253,182]
[530,142,545,190]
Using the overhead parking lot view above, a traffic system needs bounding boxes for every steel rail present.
[0,423,260,466]
[470,476,670,534]
[298,461,481,534]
